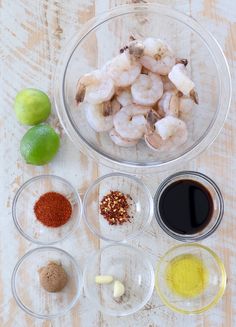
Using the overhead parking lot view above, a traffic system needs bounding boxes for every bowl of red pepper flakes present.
[83,173,153,242]
[12,175,82,245]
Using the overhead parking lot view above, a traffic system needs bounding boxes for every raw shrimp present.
[140,38,175,75]
[116,88,133,106]
[113,104,151,140]
[158,91,181,117]
[85,99,120,132]
[145,116,188,151]
[76,70,114,105]
[105,52,142,87]
[131,72,163,106]
[110,129,139,147]
[168,63,199,104]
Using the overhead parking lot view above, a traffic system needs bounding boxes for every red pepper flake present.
[99,190,132,225]
[34,192,72,228]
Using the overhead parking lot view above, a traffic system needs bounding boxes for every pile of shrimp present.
[75,37,198,151]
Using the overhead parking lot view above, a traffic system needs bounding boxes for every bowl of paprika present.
[12,175,82,245]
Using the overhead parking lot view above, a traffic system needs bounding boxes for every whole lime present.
[20,124,60,165]
[14,88,51,125]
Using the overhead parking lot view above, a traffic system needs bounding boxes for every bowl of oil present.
[155,243,226,314]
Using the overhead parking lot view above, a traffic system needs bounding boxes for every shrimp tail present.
[128,40,145,59]
[146,110,159,125]
[129,34,136,41]
[177,90,184,97]
[120,45,129,54]
[102,101,112,116]
[146,110,159,134]
[190,89,199,104]
[176,58,188,66]
[75,82,86,104]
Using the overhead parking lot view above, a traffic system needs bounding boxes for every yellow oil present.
[165,254,209,298]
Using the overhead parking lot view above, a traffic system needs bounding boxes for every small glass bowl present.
[12,175,82,245]
[83,243,155,316]
[11,247,83,319]
[154,171,224,242]
[83,173,153,242]
[155,243,226,314]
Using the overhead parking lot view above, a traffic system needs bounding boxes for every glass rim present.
[82,172,154,242]
[11,246,83,319]
[83,243,155,316]
[155,243,227,314]
[54,3,232,173]
[12,174,82,245]
[154,170,224,242]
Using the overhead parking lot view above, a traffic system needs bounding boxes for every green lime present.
[14,88,51,125]
[20,124,60,165]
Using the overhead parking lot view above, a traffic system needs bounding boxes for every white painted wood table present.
[1,0,236,326]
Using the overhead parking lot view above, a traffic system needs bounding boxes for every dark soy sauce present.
[159,179,213,235]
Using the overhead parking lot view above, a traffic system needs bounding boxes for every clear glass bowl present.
[154,171,224,242]
[83,243,155,316]
[155,243,226,314]
[83,173,153,242]
[54,3,231,173]
[11,247,83,319]
[12,175,82,245]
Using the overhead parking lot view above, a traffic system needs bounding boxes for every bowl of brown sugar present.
[12,175,82,245]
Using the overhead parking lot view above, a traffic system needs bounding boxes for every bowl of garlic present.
[54,3,231,173]
[83,244,155,316]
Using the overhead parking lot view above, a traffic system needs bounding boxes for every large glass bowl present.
[54,3,231,173]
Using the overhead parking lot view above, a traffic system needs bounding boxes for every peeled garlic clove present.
[168,63,195,96]
[113,280,125,298]
[95,275,113,284]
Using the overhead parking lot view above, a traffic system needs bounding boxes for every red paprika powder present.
[34,192,72,227]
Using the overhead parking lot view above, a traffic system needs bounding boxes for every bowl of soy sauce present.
[154,171,224,242]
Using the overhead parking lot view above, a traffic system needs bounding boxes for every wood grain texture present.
[0,0,235,326]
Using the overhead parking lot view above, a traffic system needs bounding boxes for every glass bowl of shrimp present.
[54,3,231,173]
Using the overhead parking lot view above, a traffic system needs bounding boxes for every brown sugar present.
[38,261,68,292]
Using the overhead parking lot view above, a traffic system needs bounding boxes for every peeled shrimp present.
[110,129,139,147]
[158,91,180,117]
[85,99,120,132]
[105,52,141,87]
[131,72,163,106]
[145,116,188,151]
[140,38,175,75]
[116,88,133,106]
[168,63,198,104]
[113,104,151,140]
[76,70,114,105]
